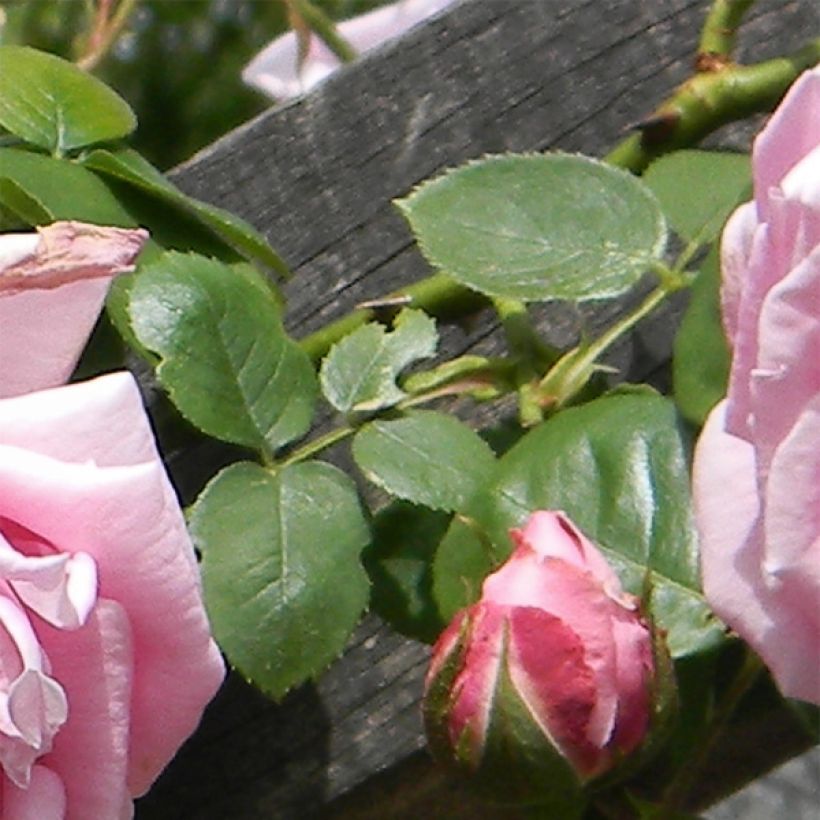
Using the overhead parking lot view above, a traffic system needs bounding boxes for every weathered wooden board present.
[135,1,819,817]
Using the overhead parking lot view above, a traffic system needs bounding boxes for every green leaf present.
[673,245,730,426]
[0,147,138,225]
[397,153,667,302]
[320,308,438,413]
[644,150,750,245]
[0,177,51,225]
[436,393,724,657]
[363,501,450,643]
[352,410,496,511]
[191,460,370,699]
[0,46,135,154]
[79,147,289,275]
[129,252,316,454]
[432,515,495,621]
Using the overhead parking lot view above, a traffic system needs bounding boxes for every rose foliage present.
[693,65,820,705]
[0,223,224,818]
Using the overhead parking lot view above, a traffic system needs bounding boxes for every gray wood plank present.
[135,1,819,817]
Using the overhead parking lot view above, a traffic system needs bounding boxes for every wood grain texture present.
[135,1,819,817]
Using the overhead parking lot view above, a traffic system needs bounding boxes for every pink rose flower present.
[424,512,655,797]
[692,65,820,704]
[0,221,148,399]
[0,223,225,816]
[242,0,454,100]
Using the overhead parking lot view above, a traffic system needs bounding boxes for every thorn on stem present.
[631,111,680,146]
[695,51,734,72]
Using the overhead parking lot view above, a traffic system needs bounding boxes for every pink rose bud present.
[0,221,148,398]
[693,65,820,704]
[424,512,660,805]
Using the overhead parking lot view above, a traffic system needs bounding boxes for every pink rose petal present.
[0,279,112,400]
[38,600,133,820]
[446,604,505,760]
[243,0,454,99]
[0,372,170,481]
[694,402,768,633]
[0,223,147,398]
[693,66,820,704]
[753,68,820,221]
[3,764,66,820]
[0,444,224,795]
[506,606,600,777]
[720,201,758,346]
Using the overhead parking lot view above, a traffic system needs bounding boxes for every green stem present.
[584,269,682,364]
[298,34,819,359]
[659,648,765,815]
[280,423,355,466]
[698,0,756,59]
[298,272,487,364]
[536,265,686,410]
[606,38,820,173]
[289,0,358,64]
[492,297,558,368]
[76,0,140,71]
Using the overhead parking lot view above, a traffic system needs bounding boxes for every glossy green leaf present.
[673,245,730,425]
[320,308,437,413]
[397,153,667,301]
[0,46,135,153]
[363,501,450,643]
[436,393,724,657]
[192,460,370,699]
[80,147,288,274]
[129,252,316,454]
[644,150,750,245]
[432,515,495,621]
[0,147,138,225]
[0,177,50,225]
[352,410,496,511]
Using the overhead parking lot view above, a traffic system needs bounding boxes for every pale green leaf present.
[397,153,667,301]
[320,308,437,413]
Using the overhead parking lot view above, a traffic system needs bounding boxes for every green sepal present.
[425,615,585,814]
[462,629,586,814]
[423,612,471,766]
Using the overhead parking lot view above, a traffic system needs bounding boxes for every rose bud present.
[424,511,662,808]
